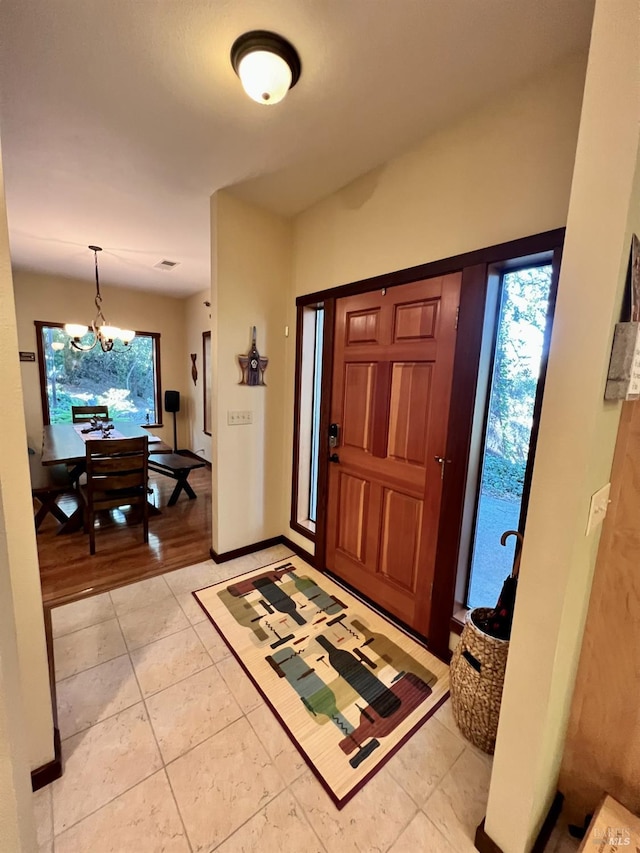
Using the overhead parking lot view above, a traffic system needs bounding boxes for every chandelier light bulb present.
[65,323,89,339]
[98,325,120,343]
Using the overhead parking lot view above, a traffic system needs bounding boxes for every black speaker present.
[164,390,180,413]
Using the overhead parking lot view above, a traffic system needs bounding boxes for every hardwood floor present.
[36,465,212,606]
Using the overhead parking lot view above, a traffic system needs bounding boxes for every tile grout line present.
[48,552,312,848]
[285,780,330,853]
[149,673,250,766]
[51,614,169,842]
[53,643,127,685]
[123,609,196,853]
[385,721,467,812]
[148,632,283,851]
[58,655,226,742]
[381,798,420,853]
[48,783,54,852]
[420,744,492,846]
[51,613,165,842]
[51,610,117,641]
[58,616,233,739]
[51,766,171,842]
[120,609,194,654]
[120,598,253,853]
[149,687,260,851]
[161,767,194,853]
[419,811,461,852]
[55,651,131,689]
[207,791,292,853]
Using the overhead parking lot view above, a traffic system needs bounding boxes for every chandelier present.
[64,246,135,352]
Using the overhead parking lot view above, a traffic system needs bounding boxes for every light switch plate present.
[227,410,252,425]
[586,482,611,535]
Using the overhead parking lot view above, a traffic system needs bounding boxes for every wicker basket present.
[449,608,510,754]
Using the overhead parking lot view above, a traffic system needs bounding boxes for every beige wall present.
[558,138,640,819]
[0,481,38,852]
[208,37,638,853]
[282,52,587,549]
[211,192,291,554]
[184,288,212,463]
[559,398,640,819]
[291,53,586,298]
[0,142,47,851]
[12,270,188,451]
[486,0,640,849]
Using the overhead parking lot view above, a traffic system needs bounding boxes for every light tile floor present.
[33,546,577,852]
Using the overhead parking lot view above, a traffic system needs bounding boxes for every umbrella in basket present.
[473,530,523,641]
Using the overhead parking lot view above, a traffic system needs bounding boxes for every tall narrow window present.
[466,265,553,609]
[308,306,324,523]
[291,303,324,539]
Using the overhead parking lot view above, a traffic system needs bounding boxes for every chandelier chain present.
[64,245,135,353]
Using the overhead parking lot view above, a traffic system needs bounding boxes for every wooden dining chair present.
[72,405,110,423]
[81,436,149,554]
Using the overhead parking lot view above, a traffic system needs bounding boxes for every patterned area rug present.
[194,557,449,807]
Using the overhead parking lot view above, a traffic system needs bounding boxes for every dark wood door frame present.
[293,228,565,660]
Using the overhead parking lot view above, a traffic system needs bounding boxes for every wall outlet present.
[227,410,252,425]
[586,482,611,535]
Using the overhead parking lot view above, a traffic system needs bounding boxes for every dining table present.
[41,422,171,534]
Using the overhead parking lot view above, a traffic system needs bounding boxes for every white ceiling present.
[0,0,594,297]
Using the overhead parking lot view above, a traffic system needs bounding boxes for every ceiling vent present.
[154,259,179,271]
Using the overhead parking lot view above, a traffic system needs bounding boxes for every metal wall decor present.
[238,326,268,386]
[191,353,198,385]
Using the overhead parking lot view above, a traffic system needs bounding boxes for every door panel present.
[336,472,369,562]
[393,299,439,342]
[325,274,461,634]
[345,308,382,345]
[379,489,423,592]
[342,363,376,452]
[387,362,432,464]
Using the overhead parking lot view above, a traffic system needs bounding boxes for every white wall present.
[184,288,212,463]
[486,1,640,849]
[13,271,188,452]
[210,192,291,554]
[0,140,48,851]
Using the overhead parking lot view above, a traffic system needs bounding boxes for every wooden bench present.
[148,453,206,506]
[29,451,74,531]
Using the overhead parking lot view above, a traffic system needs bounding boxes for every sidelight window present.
[291,302,325,539]
[466,265,554,609]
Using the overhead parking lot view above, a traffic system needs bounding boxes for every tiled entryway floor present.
[32,546,575,852]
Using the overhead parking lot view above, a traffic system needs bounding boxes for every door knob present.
[329,453,340,463]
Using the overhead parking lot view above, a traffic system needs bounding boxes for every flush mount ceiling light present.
[230,30,301,105]
[64,246,135,352]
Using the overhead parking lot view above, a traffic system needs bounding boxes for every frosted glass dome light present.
[238,50,292,105]
[231,31,301,106]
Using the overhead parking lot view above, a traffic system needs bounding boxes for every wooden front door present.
[325,274,461,634]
